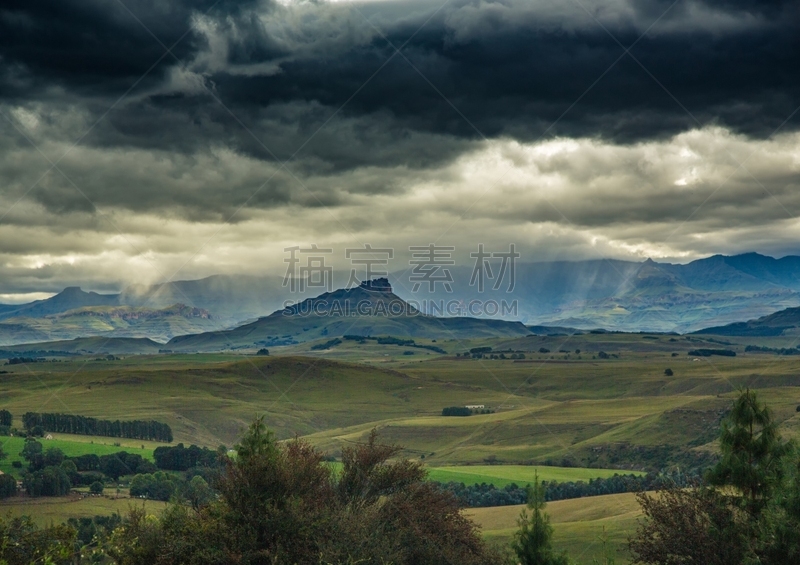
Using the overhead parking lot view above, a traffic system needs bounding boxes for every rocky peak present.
[359,278,393,292]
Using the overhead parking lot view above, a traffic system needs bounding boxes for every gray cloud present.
[1,0,799,295]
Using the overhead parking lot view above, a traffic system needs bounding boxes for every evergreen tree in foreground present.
[707,387,790,516]
[513,470,570,565]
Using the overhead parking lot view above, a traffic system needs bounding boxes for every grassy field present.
[0,434,156,478]
[0,494,167,526]
[467,492,643,564]
[326,461,640,487]
[426,465,644,487]
[2,334,800,466]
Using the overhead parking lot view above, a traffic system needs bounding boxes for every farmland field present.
[3,332,800,562]
[426,464,644,488]
[468,492,643,564]
[0,434,156,477]
[0,494,167,526]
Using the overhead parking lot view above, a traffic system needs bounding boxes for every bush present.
[664,368,674,376]
[129,472,177,501]
[11,461,22,468]
[0,515,76,563]
[77,471,105,486]
[442,406,472,417]
[107,421,499,565]
[629,487,749,565]
[687,349,736,357]
[0,474,17,498]
[89,481,104,495]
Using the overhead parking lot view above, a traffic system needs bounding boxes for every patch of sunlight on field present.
[426,465,643,487]
[0,435,156,478]
[466,492,642,565]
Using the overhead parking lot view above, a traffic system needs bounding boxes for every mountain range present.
[1,252,800,347]
[387,253,800,333]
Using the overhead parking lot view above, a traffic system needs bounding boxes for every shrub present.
[442,406,472,417]
[0,474,17,498]
[0,516,76,563]
[89,481,104,495]
[664,368,673,376]
[107,421,499,565]
[687,349,736,357]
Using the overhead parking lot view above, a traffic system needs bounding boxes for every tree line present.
[21,412,173,442]
[436,469,698,508]
[343,334,447,353]
[745,344,800,355]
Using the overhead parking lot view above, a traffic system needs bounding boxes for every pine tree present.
[707,388,790,515]
[513,471,570,565]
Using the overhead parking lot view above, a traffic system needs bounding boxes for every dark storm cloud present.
[0,0,262,98]
[2,0,799,170]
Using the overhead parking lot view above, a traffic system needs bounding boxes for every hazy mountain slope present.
[0,287,119,321]
[722,253,800,289]
[0,336,163,355]
[120,274,288,322]
[0,304,221,345]
[0,322,50,345]
[393,254,800,332]
[694,306,800,336]
[661,254,779,291]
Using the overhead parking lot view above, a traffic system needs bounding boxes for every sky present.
[0,0,799,299]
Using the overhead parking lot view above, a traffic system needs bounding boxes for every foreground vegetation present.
[1,421,507,564]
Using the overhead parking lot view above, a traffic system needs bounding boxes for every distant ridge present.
[694,306,800,337]
[0,336,163,355]
[0,287,119,321]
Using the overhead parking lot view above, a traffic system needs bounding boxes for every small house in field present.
[45,434,53,440]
